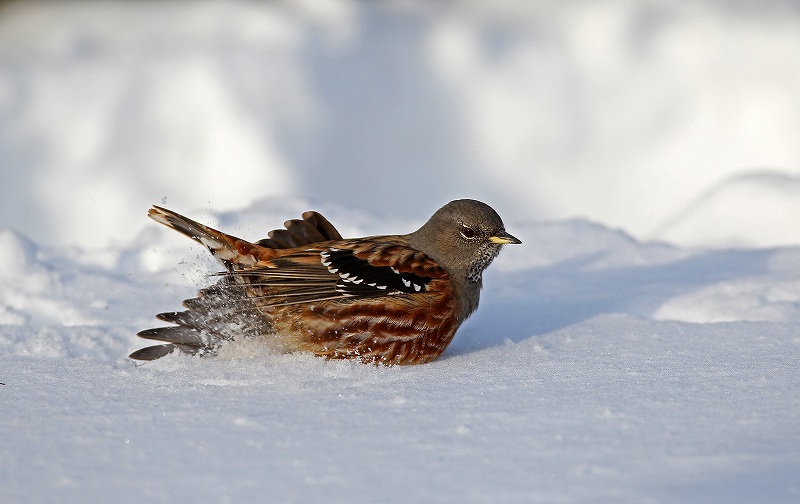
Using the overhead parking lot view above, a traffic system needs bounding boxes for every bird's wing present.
[256,211,342,248]
[221,238,450,307]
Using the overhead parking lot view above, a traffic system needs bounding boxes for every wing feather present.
[213,239,448,307]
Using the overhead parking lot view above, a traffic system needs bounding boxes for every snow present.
[2,203,800,503]
[653,171,800,248]
[2,1,800,503]
[2,0,800,249]
[3,318,799,504]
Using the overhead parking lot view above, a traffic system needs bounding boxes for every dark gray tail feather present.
[129,344,173,360]
[129,343,195,360]
[130,276,272,361]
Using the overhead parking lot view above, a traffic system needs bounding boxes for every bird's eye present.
[460,225,477,239]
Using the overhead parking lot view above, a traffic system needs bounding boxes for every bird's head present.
[408,199,521,283]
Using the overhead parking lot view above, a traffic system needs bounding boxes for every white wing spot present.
[402,278,411,288]
[413,283,422,292]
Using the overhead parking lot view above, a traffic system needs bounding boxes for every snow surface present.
[2,199,800,503]
[2,1,800,502]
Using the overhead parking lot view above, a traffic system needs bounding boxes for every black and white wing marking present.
[215,245,437,308]
[320,248,432,296]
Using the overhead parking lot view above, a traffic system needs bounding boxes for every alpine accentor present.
[131,199,520,365]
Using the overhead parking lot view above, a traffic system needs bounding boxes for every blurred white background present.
[1,0,799,249]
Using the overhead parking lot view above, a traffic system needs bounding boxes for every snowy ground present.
[2,201,799,503]
[2,1,800,503]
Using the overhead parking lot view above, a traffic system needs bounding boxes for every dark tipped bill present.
[489,231,521,245]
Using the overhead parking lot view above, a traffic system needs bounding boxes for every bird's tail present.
[148,206,264,270]
[131,206,345,361]
[129,274,272,360]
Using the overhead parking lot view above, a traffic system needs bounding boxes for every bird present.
[130,199,521,365]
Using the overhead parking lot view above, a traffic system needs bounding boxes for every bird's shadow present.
[446,247,778,357]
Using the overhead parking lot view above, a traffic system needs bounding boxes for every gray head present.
[407,199,521,283]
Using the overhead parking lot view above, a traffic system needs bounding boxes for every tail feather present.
[128,343,205,361]
[131,205,345,361]
[149,206,264,270]
[137,325,213,346]
[128,343,177,360]
[148,206,218,243]
[131,275,272,360]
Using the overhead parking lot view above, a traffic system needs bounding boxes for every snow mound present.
[654,247,800,323]
[0,230,78,326]
[654,171,800,248]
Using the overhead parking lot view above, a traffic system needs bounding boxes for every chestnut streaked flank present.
[131,199,521,365]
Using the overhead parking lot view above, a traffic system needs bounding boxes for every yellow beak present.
[489,231,522,245]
